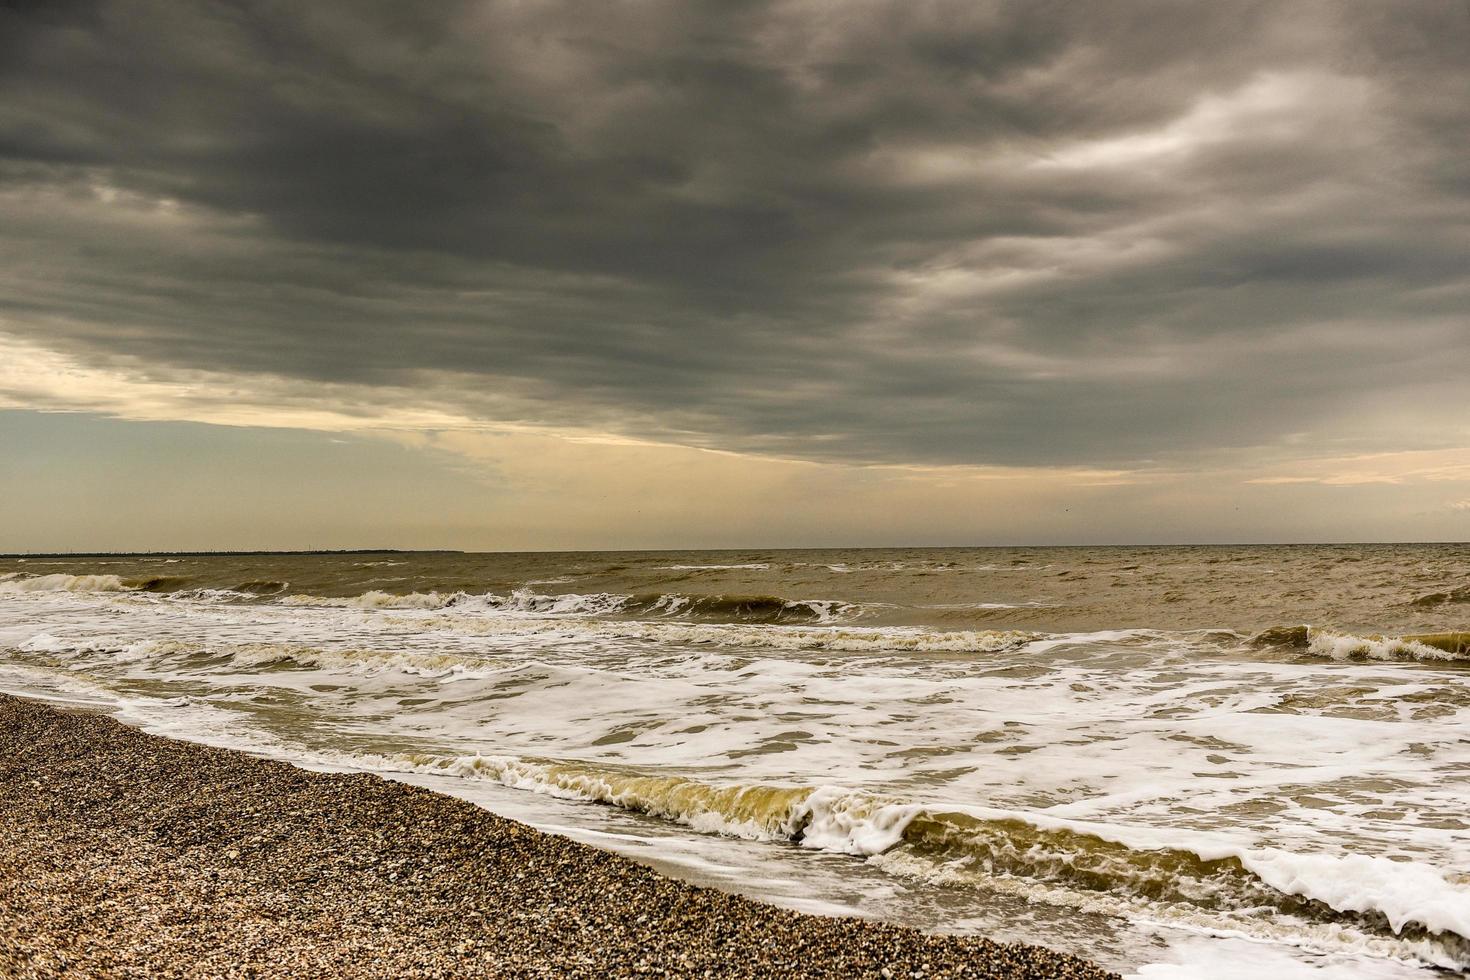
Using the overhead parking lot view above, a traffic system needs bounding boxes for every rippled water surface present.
[2,545,1468,976]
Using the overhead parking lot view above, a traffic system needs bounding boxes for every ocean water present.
[1,545,1468,976]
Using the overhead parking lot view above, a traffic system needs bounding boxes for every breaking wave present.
[630,593,855,623]
[0,573,130,593]
[1252,625,1470,663]
[234,579,289,595]
[281,588,858,624]
[18,634,504,677]
[0,572,282,599]
[368,754,1470,969]
[281,589,463,611]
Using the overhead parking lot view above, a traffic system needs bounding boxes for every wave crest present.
[370,754,1470,968]
[0,573,129,593]
[282,590,463,610]
[280,588,857,623]
[1410,586,1470,608]
[235,579,288,595]
[1252,625,1470,663]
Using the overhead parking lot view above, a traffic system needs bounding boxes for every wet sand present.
[0,694,1118,978]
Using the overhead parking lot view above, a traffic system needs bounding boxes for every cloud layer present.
[2,0,1468,467]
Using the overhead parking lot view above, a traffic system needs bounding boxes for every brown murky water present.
[2,545,1468,975]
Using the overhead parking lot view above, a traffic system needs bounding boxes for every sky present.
[2,0,1468,551]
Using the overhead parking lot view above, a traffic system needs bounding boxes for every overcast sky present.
[2,0,1468,550]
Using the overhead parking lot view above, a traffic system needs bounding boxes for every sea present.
[2,545,1468,977]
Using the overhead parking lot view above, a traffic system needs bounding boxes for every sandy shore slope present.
[0,695,1118,978]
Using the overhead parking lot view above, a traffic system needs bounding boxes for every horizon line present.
[4,540,1468,559]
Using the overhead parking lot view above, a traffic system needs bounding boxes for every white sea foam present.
[1127,936,1435,980]
[392,613,1035,654]
[6,559,1470,975]
[169,587,261,603]
[635,622,1030,653]
[489,590,631,616]
[18,631,71,653]
[922,601,1053,610]
[281,589,463,610]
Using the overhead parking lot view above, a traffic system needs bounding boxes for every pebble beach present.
[0,695,1117,979]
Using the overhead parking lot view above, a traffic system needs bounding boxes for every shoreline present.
[0,694,1118,979]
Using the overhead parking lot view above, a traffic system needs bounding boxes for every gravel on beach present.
[0,694,1120,979]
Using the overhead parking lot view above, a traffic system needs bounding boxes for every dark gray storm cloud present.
[1,0,1467,465]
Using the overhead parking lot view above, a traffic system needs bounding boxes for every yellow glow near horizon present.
[3,331,1470,551]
